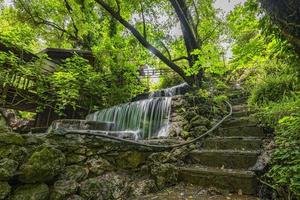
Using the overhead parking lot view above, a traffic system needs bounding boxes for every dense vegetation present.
[0,0,299,198]
[227,1,299,198]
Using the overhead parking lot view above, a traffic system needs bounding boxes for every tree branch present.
[172,56,189,62]
[94,0,189,83]
[140,2,147,40]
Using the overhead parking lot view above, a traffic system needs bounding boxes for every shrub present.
[267,115,300,199]
[249,75,298,106]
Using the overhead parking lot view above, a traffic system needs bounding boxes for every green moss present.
[0,145,28,162]
[0,158,18,180]
[0,133,25,145]
[0,181,11,200]
[116,151,146,169]
[19,146,65,183]
[11,184,49,200]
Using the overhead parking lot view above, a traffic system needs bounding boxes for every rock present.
[86,157,113,176]
[66,195,84,200]
[191,116,210,127]
[116,151,146,169]
[19,146,65,183]
[0,133,25,145]
[80,173,129,199]
[11,183,49,200]
[130,179,157,197]
[0,182,11,200]
[150,163,178,189]
[0,158,18,180]
[60,165,89,182]
[0,145,28,162]
[66,154,86,165]
[49,180,78,200]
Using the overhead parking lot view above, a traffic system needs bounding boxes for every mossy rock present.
[19,146,65,183]
[0,158,18,180]
[79,173,129,200]
[66,195,84,200]
[10,183,49,200]
[0,133,25,145]
[66,154,86,165]
[86,157,113,176]
[0,181,11,200]
[150,163,178,189]
[130,179,157,197]
[49,180,78,200]
[59,165,89,182]
[0,145,28,162]
[116,151,146,169]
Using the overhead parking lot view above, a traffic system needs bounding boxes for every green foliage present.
[249,75,298,106]
[267,115,300,199]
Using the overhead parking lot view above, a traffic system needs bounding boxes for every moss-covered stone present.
[66,154,86,165]
[86,157,113,176]
[19,146,65,183]
[130,179,157,197]
[49,180,78,200]
[150,163,178,189]
[0,181,11,200]
[59,165,88,182]
[11,184,49,200]
[79,173,129,199]
[0,158,18,180]
[0,133,25,145]
[116,151,146,169]
[66,195,84,200]
[0,145,28,162]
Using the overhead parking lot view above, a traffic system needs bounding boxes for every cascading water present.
[86,83,189,140]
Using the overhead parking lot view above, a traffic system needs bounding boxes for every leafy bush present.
[249,75,298,106]
[267,115,300,199]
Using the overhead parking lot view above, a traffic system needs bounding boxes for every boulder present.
[130,179,157,197]
[59,165,89,182]
[66,195,84,200]
[49,180,78,200]
[86,157,113,176]
[80,173,129,199]
[116,151,146,169]
[11,183,49,200]
[66,154,86,165]
[0,133,25,145]
[150,163,178,189]
[19,146,65,183]
[0,145,28,162]
[0,158,18,180]
[0,182,11,200]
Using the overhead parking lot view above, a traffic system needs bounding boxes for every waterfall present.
[86,83,188,140]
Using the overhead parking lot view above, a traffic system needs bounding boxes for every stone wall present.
[168,94,226,139]
[0,131,186,200]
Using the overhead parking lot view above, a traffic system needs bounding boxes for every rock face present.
[11,184,49,200]
[0,158,18,180]
[19,146,66,183]
[0,182,11,200]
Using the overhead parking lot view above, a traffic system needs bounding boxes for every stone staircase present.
[177,92,265,195]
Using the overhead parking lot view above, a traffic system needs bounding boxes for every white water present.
[86,83,187,140]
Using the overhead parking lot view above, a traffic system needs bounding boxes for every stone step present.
[188,150,260,169]
[203,137,263,150]
[222,117,256,128]
[217,125,265,138]
[232,111,249,118]
[232,104,248,112]
[178,166,258,195]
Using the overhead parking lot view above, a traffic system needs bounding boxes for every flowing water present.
[86,83,189,140]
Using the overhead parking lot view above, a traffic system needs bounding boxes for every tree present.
[260,0,300,56]
[11,0,222,87]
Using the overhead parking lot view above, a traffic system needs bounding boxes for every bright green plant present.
[267,115,300,199]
